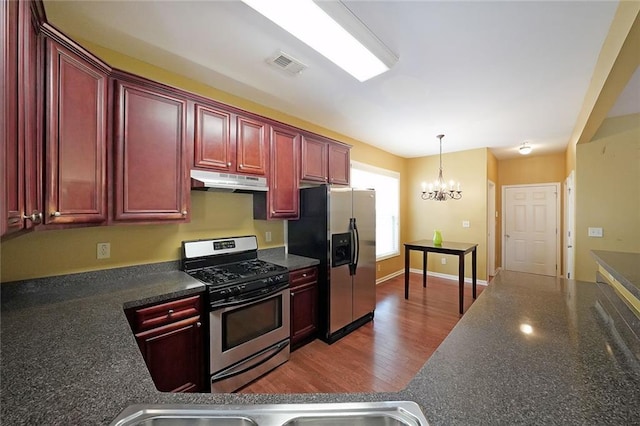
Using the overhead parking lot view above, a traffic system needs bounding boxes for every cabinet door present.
[114,81,188,221]
[45,39,107,224]
[290,267,318,348]
[135,315,203,393]
[268,126,299,219]
[328,143,350,186]
[236,116,267,176]
[193,103,232,172]
[300,136,328,183]
[2,0,43,237]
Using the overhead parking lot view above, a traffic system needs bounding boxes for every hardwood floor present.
[239,273,484,394]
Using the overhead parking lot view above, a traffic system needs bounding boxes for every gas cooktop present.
[190,259,287,287]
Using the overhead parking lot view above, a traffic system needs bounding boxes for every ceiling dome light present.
[519,142,532,155]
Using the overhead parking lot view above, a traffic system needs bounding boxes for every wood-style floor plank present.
[239,273,485,394]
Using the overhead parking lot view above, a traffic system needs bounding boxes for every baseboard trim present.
[408,268,488,286]
[376,269,405,285]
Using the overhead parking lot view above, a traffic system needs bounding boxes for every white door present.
[563,171,575,279]
[504,184,558,276]
[487,180,496,277]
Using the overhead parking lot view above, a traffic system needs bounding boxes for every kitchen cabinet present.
[300,135,328,183]
[44,35,109,225]
[254,125,299,220]
[328,142,350,186]
[2,0,44,238]
[300,136,351,186]
[236,115,268,176]
[126,294,205,393]
[290,266,319,349]
[192,101,233,172]
[113,74,189,222]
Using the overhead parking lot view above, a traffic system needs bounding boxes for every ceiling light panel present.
[242,0,396,82]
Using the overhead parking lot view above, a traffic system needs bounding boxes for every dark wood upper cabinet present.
[2,0,45,238]
[328,142,350,186]
[236,115,268,176]
[113,77,189,222]
[300,136,328,183]
[192,102,233,172]
[45,38,108,224]
[268,126,300,219]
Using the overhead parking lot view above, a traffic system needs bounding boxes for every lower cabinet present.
[290,266,318,349]
[126,294,205,392]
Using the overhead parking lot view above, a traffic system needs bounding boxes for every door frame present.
[487,180,496,277]
[563,171,575,279]
[501,183,561,277]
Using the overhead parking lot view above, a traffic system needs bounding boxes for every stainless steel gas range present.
[181,235,290,393]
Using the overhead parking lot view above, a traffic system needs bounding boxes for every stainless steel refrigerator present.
[288,185,376,343]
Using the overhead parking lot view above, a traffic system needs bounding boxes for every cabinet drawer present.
[132,294,202,332]
[290,267,318,288]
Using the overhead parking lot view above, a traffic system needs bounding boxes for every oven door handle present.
[210,284,289,310]
[211,339,289,383]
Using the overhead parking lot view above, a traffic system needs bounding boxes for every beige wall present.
[406,148,488,281]
[1,40,408,283]
[574,113,640,282]
[496,152,566,269]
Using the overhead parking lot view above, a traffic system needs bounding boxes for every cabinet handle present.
[196,321,202,328]
[182,211,188,216]
[22,211,42,224]
[168,309,174,316]
[51,211,61,217]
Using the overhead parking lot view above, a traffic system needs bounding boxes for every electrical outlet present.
[588,227,603,237]
[462,220,470,228]
[265,231,272,242]
[97,242,110,259]
[441,258,447,265]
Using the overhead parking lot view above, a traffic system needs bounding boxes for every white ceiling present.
[43,0,636,159]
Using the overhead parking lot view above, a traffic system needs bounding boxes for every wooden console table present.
[404,240,478,314]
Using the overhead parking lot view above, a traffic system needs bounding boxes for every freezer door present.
[352,189,376,320]
[328,187,354,334]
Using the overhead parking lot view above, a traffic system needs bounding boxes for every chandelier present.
[421,134,462,201]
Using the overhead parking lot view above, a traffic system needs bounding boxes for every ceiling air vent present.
[267,51,307,76]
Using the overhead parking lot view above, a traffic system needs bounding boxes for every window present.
[350,161,400,260]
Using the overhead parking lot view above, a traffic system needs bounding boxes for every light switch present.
[462,220,470,228]
[588,227,603,237]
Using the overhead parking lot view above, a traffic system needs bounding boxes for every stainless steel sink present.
[110,402,429,426]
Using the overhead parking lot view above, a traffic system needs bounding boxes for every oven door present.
[209,288,290,375]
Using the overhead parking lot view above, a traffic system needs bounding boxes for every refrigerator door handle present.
[350,217,360,275]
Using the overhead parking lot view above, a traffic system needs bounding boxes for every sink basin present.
[110,402,429,426]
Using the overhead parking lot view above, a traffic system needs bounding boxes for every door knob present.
[505,234,510,238]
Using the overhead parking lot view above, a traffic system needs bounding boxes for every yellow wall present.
[496,152,566,269]
[0,39,407,283]
[406,148,488,281]
[574,113,640,282]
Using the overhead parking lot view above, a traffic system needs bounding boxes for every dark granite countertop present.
[258,247,320,270]
[2,264,639,424]
[591,250,640,300]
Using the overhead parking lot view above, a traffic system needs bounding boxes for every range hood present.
[191,170,268,192]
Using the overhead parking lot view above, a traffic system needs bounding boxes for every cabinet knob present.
[302,273,307,277]
[239,164,244,169]
[168,309,174,315]
[291,292,295,297]
[22,211,42,224]
[51,211,61,217]
[196,321,202,328]
[227,162,231,166]
[182,211,188,216]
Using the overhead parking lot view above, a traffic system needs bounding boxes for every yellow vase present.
[433,230,442,246]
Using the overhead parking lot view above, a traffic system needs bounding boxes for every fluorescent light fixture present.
[242,0,397,82]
